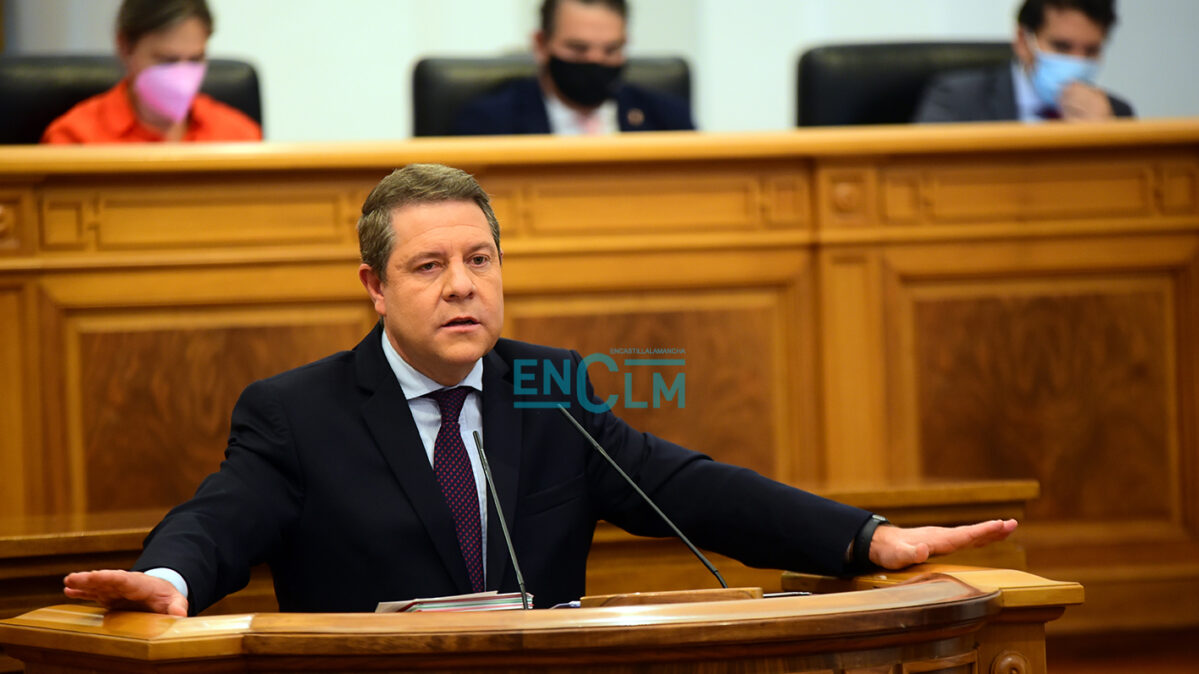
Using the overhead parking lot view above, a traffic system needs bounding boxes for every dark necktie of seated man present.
[428,387,484,592]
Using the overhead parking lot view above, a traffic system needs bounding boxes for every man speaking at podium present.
[63,164,1016,616]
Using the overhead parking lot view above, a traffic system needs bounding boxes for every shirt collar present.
[99,79,146,138]
[1011,60,1043,122]
[380,329,483,400]
[543,90,618,135]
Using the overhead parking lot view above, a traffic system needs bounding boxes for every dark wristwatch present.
[853,514,890,569]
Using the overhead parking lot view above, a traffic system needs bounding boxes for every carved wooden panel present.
[73,309,374,512]
[513,162,808,235]
[875,153,1199,227]
[0,189,31,255]
[926,162,1151,222]
[817,164,877,229]
[506,290,793,479]
[41,193,93,250]
[913,284,1173,523]
[38,178,365,252]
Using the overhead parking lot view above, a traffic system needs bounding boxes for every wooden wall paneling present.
[924,155,1153,223]
[761,165,813,230]
[506,288,793,480]
[36,174,369,253]
[817,249,891,484]
[479,160,810,240]
[1176,238,1199,540]
[816,162,878,230]
[519,162,765,236]
[1052,564,1199,634]
[880,234,1199,634]
[885,254,924,482]
[39,190,95,251]
[0,187,32,256]
[776,256,822,484]
[0,285,25,516]
[35,260,364,310]
[909,276,1175,523]
[501,234,813,294]
[70,306,375,512]
[35,286,69,516]
[501,235,816,482]
[1157,160,1199,216]
[871,150,1198,241]
[29,260,376,514]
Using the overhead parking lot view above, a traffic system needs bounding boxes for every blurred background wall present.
[4,0,1198,141]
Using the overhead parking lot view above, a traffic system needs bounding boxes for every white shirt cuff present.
[143,567,189,599]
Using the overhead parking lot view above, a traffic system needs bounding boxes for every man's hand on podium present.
[870,519,1018,569]
[63,570,188,616]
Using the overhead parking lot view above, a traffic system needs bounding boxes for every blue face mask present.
[1026,32,1101,107]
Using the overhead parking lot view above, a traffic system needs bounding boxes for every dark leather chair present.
[796,42,1012,126]
[0,55,262,144]
[412,55,691,137]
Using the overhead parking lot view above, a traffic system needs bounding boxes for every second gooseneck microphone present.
[555,405,728,589]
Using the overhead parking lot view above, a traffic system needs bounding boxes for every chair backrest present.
[0,55,263,144]
[412,55,691,137]
[796,42,1013,126]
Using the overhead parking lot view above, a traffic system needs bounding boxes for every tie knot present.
[427,387,470,423]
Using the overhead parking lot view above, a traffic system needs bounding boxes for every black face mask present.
[547,56,624,107]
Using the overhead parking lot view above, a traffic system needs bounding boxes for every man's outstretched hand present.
[63,570,188,616]
[869,519,1018,570]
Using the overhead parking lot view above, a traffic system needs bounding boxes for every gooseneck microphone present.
[554,405,728,589]
[472,431,531,610]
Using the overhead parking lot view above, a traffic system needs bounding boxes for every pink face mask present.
[132,61,207,123]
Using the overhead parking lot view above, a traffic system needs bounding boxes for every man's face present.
[1015,7,1108,69]
[535,0,627,67]
[359,201,504,386]
[118,16,209,82]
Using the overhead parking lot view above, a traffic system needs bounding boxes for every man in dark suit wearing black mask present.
[454,0,694,136]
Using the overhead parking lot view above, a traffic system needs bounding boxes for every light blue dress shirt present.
[1012,61,1044,123]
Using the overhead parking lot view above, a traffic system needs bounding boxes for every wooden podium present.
[0,566,1081,673]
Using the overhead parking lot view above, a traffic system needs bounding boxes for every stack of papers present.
[376,590,531,613]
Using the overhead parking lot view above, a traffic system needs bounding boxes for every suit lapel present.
[518,79,552,134]
[355,323,474,594]
[991,66,1019,121]
[481,350,522,589]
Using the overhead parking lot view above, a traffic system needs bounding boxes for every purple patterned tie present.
[427,387,484,592]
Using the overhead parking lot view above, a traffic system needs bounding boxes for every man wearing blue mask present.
[914,0,1133,123]
[453,0,694,136]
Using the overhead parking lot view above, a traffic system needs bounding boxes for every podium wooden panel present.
[0,567,1083,673]
[0,121,1197,646]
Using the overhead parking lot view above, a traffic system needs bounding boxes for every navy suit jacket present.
[134,323,870,613]
[913,65,1134,123]
[453,77,694,135]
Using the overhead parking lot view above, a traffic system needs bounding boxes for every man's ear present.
[1013,27,1035,71]
[533,30,550,65]
[358,264,387,316]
